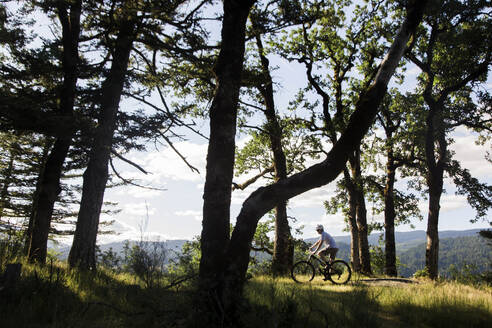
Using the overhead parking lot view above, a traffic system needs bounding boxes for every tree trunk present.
[222,0,427,314]
[424,103,446,279]
[343,168,361,272]
[28,139,71,262]
[0,151,14,221]
[384,148,397,276]
[68,16,137,270]
[355,182,372,274]
[272,201,293,275]
[252,25,293,276]
[24,140,52,254]
[199,0,255,298]
[27,1,82,263]
[352,148,372,274]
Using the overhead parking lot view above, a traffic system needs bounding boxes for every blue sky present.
[9,1,489,245]
[98,55,492,243]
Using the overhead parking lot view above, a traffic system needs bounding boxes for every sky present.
[97,57,492,245]
[98,42,492,245]
[6,1,489,245]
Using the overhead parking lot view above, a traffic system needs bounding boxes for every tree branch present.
[232,165,274,191]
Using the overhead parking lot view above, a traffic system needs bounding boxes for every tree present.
[406,0,491,279]
[272,0,399,274]
[199,0,257,304]
[366,91,423,276]
[199,0,428,320]
[26,0,82,263]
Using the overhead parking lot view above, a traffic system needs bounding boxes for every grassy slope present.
[1,262,491,327]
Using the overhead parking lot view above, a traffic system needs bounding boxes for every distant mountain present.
[306,229,483,250]
[54,239,188,261]
[50,228,489,277]
[399,235,491,277]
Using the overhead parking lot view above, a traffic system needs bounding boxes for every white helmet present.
[315,224,324,231]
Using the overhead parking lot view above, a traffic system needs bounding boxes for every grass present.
[1,261,491,327]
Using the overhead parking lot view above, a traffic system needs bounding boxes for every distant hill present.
[399,235,492,277]
[55,239,188,261]
[305,229,489,277]
[306,228,483,248]
[51,229,489,277]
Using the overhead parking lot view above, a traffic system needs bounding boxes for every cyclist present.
[309,224,338,265]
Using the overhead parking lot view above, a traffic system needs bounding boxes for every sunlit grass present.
[1,261,491,327]
[242,276,492,328]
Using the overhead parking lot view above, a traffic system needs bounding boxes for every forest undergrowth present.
[1,259,491,328]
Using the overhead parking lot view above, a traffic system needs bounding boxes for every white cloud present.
[120,185,165,199]
[290,184,337,208]
[122,202,156,217]
[175,209,202,221]
[440,194,468,212]
[449,128,491,178]
[117,141,208,184]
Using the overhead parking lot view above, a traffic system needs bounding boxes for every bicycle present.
[291,253,352,285]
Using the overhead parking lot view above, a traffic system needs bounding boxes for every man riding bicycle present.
[309,224,338,265]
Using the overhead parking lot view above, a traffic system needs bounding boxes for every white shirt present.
[317,231,337,252]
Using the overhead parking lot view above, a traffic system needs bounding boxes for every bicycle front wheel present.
[328,260,351,285]
[291,261,315,283]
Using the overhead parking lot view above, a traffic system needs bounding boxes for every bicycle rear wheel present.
[328,260,351,285]
[291,261,315,283]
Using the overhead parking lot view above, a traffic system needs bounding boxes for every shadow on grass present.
[384,298,492,328]
[242,278,383,328]
[0,263,193,328]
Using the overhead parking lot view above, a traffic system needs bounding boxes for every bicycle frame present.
[308,253,330,268]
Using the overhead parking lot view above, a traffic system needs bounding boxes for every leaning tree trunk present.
[384,148,398,276]
[68,17,137,270]
[252,25,293,276]
[199,0,255,297]
[221,1,427,317]
[27,1,82,263]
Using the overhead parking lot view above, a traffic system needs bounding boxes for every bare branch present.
[232,165,274,191]
[111,150,149,174]
[158,131,201,174]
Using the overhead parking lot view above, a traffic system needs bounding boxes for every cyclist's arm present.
[310,239,321,253]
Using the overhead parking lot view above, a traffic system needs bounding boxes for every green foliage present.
[167,237,201,278]
[121,240,167,289]
[399,235,492,281]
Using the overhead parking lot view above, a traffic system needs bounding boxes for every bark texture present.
[343,169,361,272]
[199,0,255,294]
[384,148,398,276]
[27,1,82,263]
[68,15,138,270]
[424,101,445,279]
[351,149,372,274]
[221,0,428,315]
[252,24,293,276]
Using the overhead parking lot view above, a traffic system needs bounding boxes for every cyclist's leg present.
[318,250,329,265]
[327,247,338,263]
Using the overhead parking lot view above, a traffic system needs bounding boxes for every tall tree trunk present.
[0,150,14,221]
[384,148,397,276]
[199,0,255,296]
[355,184,371,274]
[252,23,293,276]
[68,16,137,270]
[352,148,372,274]
[24,140,52,254]
[27,1,82,263]
[343,168,361,272]
[424,103,446,279]
[222,0,427,315]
